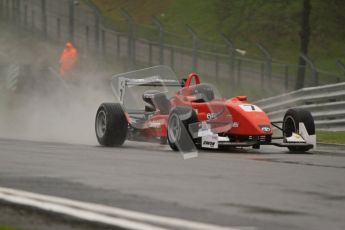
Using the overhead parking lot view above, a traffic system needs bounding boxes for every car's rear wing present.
[116,77,184,104]
[110,65,184,105]
[120,77,183,87]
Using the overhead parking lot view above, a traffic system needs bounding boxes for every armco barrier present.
[255,82,345,131]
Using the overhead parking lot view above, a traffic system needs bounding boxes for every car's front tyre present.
[167,107,198,151]
[283,108,315,152]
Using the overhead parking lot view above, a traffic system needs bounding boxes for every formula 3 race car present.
[95,66,316,158]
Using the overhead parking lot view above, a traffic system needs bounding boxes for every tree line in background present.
[214,0,344,89]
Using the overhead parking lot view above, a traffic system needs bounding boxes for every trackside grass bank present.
[0,225,17,230]
[317,130,345,145]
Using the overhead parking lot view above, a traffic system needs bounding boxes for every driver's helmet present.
[189,84,215,102]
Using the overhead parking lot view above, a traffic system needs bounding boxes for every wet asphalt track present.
[0,138,344,230]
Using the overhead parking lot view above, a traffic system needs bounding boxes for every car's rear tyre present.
[283,108,315,152]
[167,107,198,151]
[95,103,128,147]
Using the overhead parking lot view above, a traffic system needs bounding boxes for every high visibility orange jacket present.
[59,42,78,77]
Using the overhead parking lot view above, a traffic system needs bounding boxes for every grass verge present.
[317,130,345,145]
[0,225,18,230]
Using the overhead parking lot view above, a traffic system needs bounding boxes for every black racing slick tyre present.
[283,108,315,152]
[167,107,198,151]
[95,103,128,147]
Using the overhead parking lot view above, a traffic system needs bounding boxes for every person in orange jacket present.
[59,42,78,77]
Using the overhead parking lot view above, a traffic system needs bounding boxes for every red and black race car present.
[95,66,315,158]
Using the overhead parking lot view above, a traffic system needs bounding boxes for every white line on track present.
[0,187,254,230]
[0,193,166,230]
